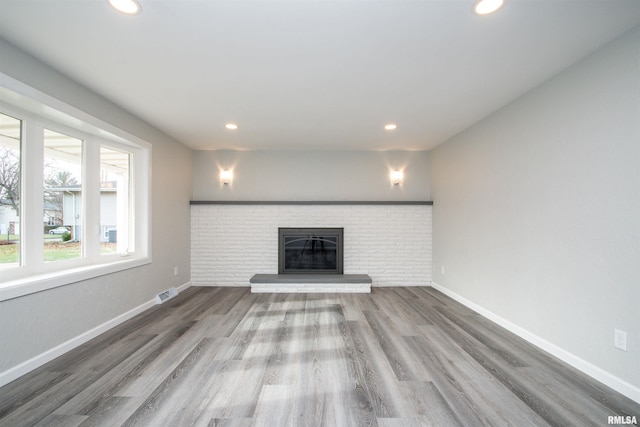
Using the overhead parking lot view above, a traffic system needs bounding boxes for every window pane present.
[44,129,83,262]
[100,146,131,255]
[0,112,21,267]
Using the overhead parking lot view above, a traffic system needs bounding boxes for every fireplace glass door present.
[278,228,343,274]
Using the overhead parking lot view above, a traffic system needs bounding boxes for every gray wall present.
[0,38,192,373]
[192,149,430,201]
[430,28,640,391]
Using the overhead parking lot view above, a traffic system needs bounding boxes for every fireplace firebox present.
[278,228,344,274]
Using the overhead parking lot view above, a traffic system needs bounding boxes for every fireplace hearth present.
[278,228,343,274]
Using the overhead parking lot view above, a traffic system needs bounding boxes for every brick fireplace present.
[190,202,432,288]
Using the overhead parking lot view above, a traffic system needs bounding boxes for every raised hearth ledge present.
[250,274,372,293]
[190,200,432,205]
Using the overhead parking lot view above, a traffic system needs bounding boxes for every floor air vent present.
[155,287,179,304]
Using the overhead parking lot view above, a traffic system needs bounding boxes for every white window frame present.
[0,76,151,302]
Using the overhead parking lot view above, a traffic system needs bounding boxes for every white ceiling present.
[1,0,639,151]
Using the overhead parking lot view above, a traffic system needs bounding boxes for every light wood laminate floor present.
[1,287,638,426]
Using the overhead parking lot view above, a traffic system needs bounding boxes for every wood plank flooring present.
[1,287,638,426]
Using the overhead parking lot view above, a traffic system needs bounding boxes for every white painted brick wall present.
[191,205,432,287]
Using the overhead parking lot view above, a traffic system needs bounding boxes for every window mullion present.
[84,138,100,261]
[21,120,44,271]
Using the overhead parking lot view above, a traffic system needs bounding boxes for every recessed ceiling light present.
[474,0,504,15]
[225,123,238,130]
[108,0,142,15]
[384,124,397,130]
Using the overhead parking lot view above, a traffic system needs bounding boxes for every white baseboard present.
[0,281,192,388]
[430,282,640,404]
[175,281,192,293]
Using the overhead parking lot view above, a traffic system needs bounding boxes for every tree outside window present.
[0,112,21,266]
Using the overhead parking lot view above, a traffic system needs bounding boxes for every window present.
[0,87,150,300]
[100,146,131,255]
[0,112,21,267]
[44,129,83,262]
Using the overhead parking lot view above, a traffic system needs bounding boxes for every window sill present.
[0,257,151,302]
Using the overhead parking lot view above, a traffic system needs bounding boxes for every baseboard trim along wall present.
[0,281,192,388]
[430,282,640,404]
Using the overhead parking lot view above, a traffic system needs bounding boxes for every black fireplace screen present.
[278,228,344,274]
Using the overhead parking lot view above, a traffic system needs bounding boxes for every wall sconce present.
[109,0,142,15]
[220,170,233,185]
[474,0,505,15]
[390,170,403,185]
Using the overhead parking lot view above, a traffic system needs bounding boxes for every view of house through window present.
[43,129,83,262]
[0,94,148,290]
[100,146,131,255]
[0,112,21,266]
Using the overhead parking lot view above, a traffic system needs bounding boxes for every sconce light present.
[220,170,233,185]
[108,0,142,15]
[473,0,504,15]
[390,170,403,185]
